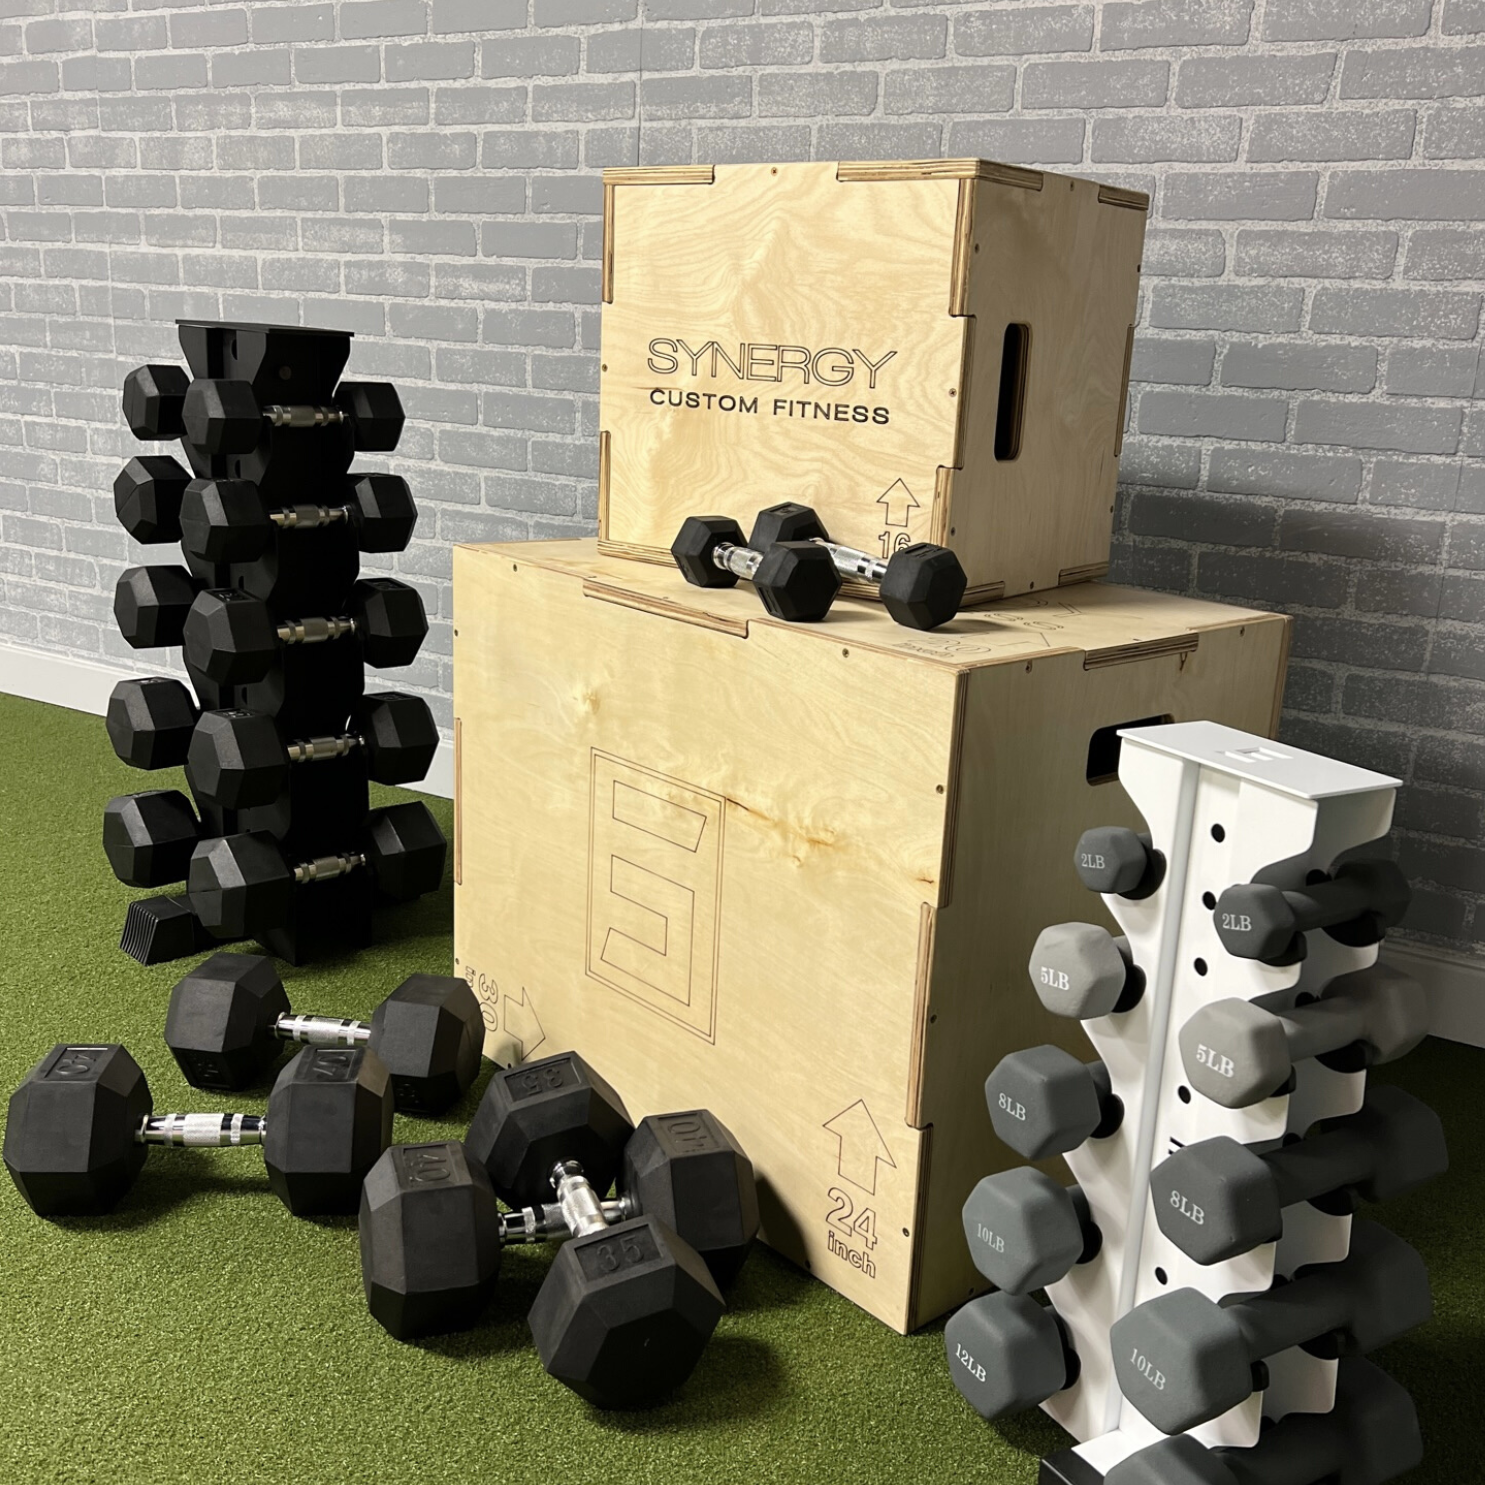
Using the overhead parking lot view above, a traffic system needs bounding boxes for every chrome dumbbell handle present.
[269,503,351,533]
[708,542,764,582]
[814,540,889,584]
[137,1113,265,1147]
[272,1015,372,1048]
[263,404,349,430]
[291,852,366,887]
[273,615,358,647]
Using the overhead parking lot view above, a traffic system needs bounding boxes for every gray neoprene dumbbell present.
[1029,923,1146,1019]
[1179,964,1429,1109]
[986,1046,1123,1161]
[944,1291,1078,1421]
[1105,1357,1421,1485]
[1110,1220,1431,1435]
[1151,1085,1447,1265]
[962,1166,1102,1294]
[1074,826,1165,899]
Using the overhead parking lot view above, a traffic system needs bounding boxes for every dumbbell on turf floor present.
[187,693,438,810]
[181,378,404,455]
[1180,964,1430,1108]
[671,515,841,622]
[1213,859,1411,965]
[986,1045,1123,1160]
[182,580,426,687]
[1074,825,1166,900]
[165,952,482,1115]
[945,1290,1080,1421]
[1110,1219,1431,1435]
[748,501,968,631]
[1029,922,1146,1019]
[1105,1357,1421,1485]
[962,1166,1102,1294]
[1151,1084,1447,1266]
[3,1041,392,1218]
[188,799,446,941]
[179,474,416,565]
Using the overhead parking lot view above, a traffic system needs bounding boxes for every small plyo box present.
[597,160,1149,603]
[452,540,1290,1333]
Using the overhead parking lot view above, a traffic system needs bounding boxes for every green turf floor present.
[0,691,1480,1484]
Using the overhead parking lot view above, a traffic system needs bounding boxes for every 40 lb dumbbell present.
[180,378,404,455]
[671,515,840,622]
[4,1041,392,1218]
[165,953,482,1115]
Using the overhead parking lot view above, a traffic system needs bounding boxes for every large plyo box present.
[452,541,1288,1333]
[597,160,1149,603]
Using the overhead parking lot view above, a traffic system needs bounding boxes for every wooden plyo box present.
[452,541,1289,1333]
[597,160,1149,603]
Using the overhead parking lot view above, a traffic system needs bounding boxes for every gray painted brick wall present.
[0,0,1481,953]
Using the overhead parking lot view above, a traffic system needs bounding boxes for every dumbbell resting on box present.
[671,516,841,622]
[985,1045,1123,1161]
[1110,1219,1431,1435]
[3,1041,392,1218]
[962,1166,1102,1294]
[1179,964,1429,1109]
[1150,1084,1448,1265]
[165,952,482,1115]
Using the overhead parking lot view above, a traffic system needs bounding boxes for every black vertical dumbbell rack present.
[104,319,446,967]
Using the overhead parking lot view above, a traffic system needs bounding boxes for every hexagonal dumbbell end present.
[187,831,292,941]
[103,789,200,887]
[114,565,201,650]
[178,478,271,565]
[3,1043,153,1217]
[364,801,446,902]
[122,364,188,440]
[334,381,405,453]
[621,1110,760,1288]
[182,378,262,455]
[360,1140,501,1340]
[1029,922,1145,1019]
[748,501,830,549]
[352,577,428,670]
[114,455,191,544]
[985,1045,1122,1161]
[752,541,840,621]
[163,951,291,1090]
[672,516,747,590]
[465,1052,634,1209]
[349,473,417,552]
[187,709,287,810]
[182,589,278,686]
[371,975,483,1116]
[528,1212,725,1408]
[879,544,968,631]
[945,1291,1078,1421]
[1074,826,1165,899]
[106,676,199,771]
[962,1167,1100,1294]
[262,1045,394,1216]
[353,692,439,786]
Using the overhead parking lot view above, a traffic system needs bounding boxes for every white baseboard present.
[0,641,454,799]
[1384,940,1485,1050]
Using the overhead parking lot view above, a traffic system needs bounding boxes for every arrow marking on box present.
[876,479,919,529]
[824,1099,897,1194]
[502,987,546,1061]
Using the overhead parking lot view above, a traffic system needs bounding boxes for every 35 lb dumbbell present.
[945,1291,1080,1422]
[181,378,404,455]
[985,1045,1123,1160]
[1110,1220,1431,1434]
[1179,964,1430,1108]
[4,1041,392,1218]
[165,953,483,1115]
[1213,859,1411,964]
[182,581,427,687]
[1029,922,1146,1019]
[671,515,841,622]
[1151,1084,1448,1265]
[748,502,968,631]
[962,1166,1102,1294]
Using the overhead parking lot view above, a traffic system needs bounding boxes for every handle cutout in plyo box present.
[994,323,1031,463]
[1084,715,1173,787]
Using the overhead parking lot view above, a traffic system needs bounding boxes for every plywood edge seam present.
[597,430,611,535]
[1098,184,1151,211]
[601,183,615,303]
[905,1122,936,1333]
[937,670,969,905]
[595,539,674,567]
[949,179,975,317]
[581,579,751,637]
[836,159,1043,190]
[905,901,938,1129]
[1270,614,1295,736]
[1082,633,1200,669]
[1058,562,1111,586]
[453,717,463,886]
[601,166,715,186]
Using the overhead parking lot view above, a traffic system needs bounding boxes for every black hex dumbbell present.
[1029,922,1146,1019]
[748,502,968,631]
[182,378,404,455]
[122,364,189,441]
[1213,859,1411,965]
[106,677,200,771]
[1151,1085,1447,1266]
[3,1041,392,1218]
[671,515,841,622]
[115,454,193,544]
[186,693,437,810]
[1074,825,1166,900]
[165,952,482,1115]
[179,473,416,566]
[114,564,201,650]
[945,1291,1080,1422]
[182,580,427,687]
[962,1166,1101,1294]
[1111,1220,1431,1435]
[103,788,202,887]
[1105,1357,1421,1485]
[1179,964,1430,1109]
[187,799,447,941]
[985,1045,1123,1160]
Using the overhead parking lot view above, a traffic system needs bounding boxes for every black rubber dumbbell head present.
[103,789,200,888]
[1074,826,1165,899]
[353,692,439,786]
[187,709,287,810]
[122,364,188,441]
[879,544,968,630]
[465,1052,634,1209]
[349,473,417,552]
[353,578,428,670]
[3,1044,153,1217]
[333,382,405,453]
[164,951,291,1089]
[182,378,262,456]
[187,830,293,941]
[364,801,447,901]
[962,1167,1099,1295]
[527,1212,725,1408]
[1029,922,1145,1019]
[114,455,191,544]
[178,479,271,565]
[672,516,746,590]
[748,501,830,549]
[182,589,278,687]
[106,676,199,771]
[372,974,483,1115]
[115,565,201,650]
[945,1291,1078,1421]
[986,1045,1122,1161]
[621,1110,760,1287]
[752,540,840,622]
[360,1140,501,1340]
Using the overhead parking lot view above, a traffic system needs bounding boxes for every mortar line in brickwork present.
[1105,757,1200,1434]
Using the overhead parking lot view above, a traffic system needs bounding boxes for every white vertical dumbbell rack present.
[1040,720,1401,1478]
